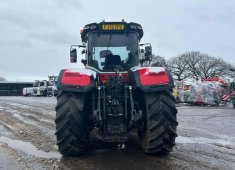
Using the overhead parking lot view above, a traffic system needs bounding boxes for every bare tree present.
[197,55,222,78]
[173,51,235,80]
[150,55,167,67]
[183,51,202,80]
[196,54,235,79]
[143,51,234,82]
[167,55,190,81]
[219,62,235,78]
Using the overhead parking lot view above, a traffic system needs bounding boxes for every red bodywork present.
[138,68,169,86]
[60,67,171,89]
[61,70,91,86]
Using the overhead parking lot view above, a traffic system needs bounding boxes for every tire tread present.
[139,92,178,154]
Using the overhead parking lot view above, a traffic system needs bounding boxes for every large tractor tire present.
[55,92,89,156]
[139,91,178,154]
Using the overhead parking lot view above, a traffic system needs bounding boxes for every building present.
[0,81,33,96]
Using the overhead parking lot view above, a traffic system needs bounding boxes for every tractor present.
[55,21,178,156]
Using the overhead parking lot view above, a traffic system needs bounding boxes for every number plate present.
[101,24,125,30]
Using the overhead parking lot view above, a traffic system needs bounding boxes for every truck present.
[23,78,57,96]
[32,80,53,96]
[55,21,178,156]
[48,76,59,96]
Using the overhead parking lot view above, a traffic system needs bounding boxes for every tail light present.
[99,73,128,83]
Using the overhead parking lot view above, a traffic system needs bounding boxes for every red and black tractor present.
[55,21,178,156]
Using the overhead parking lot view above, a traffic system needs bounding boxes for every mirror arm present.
[70,45,86,49]
[81,59,87,66]
[78,45,86,48]
[139,43,151,47]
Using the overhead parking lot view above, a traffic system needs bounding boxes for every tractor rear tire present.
[55,92,89,156]
[139,92,178,154]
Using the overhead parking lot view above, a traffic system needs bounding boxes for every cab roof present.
[80,21,144,43]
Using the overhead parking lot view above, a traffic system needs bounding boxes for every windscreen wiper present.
[105,34,112,56]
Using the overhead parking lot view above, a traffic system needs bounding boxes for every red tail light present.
[99,73,128,83]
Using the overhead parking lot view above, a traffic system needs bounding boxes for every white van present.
[23,87,33,96]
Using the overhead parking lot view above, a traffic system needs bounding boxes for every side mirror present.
[145,46,152,61]
[70,48,77,63]
[145,46,152,57]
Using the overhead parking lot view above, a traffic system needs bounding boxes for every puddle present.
[0,136,61,159]
[176,136,234,147]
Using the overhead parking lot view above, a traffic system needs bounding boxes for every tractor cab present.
[70,21,152,72]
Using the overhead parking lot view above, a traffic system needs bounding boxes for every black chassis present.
[92,72,143,142]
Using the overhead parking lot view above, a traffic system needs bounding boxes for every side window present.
[40,82,44,87]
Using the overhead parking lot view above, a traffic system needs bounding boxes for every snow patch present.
[0,125,14,138]
[131,66,165,73]
[177,136,234,147]
[12,114,35,125]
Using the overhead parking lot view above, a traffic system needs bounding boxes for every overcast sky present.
[0,0,235,81]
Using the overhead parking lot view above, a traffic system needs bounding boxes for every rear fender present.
[130,67,174,92]
[57,68,96,93]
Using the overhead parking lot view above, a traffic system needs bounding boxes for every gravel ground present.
[0,96,234,170]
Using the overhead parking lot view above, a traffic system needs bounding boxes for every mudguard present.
[130,67,174,92]
[57,68,96,93]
